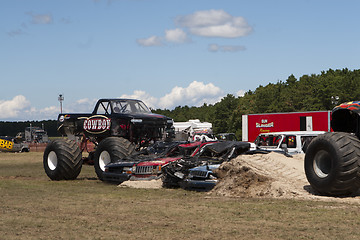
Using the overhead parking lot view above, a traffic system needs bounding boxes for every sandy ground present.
[210,152,360,204]
[119,152,360,204]
[119,179,163,189]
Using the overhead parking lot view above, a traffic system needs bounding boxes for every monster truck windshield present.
[112,99,151,114]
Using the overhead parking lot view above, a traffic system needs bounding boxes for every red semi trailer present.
[242,111,331,142]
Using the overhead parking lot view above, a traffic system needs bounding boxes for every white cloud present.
[208,44,219,52]
[19,105,59,121]
[158,81,223,108]
[31,106,58,117]
[28,98,97,120]
[118,81,224,109]
[137,9,252,48]
[0,96,90,121]
[7,13,53,38]
[176,9,252,38]
[27,12,53,24]
[208,43,246,52]
[0,82,225,120]
[0,95,31,119]
[60,17,72,24]
[136,36,164,46]
[236,90,246,97]
[176,9,231,28]
[165,28,189,43]
[119,90,158,109]
[221,45,246,52]
[64,98,98,113]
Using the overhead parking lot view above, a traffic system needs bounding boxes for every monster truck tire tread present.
[305,132,360,196]
[43,139,82,180]
[94,137,135,180]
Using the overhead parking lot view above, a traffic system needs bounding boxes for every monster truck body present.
[305,101,360,196]
[43,98,174,181]
[57,99,173,145]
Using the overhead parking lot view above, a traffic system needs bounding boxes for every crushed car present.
[216,133,237,141]
[102,140,217,183]
[161,141,251,190]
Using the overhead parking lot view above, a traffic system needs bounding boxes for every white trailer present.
[173,119,214,141]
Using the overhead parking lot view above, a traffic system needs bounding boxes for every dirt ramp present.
[212,160,272,198]
[210,152,311,199]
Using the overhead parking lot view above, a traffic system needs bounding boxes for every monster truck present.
[43,98,174,181]
[305,101,360,196]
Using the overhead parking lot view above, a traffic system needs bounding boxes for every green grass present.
[1,152,360,240]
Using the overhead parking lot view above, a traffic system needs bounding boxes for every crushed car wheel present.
[94,137,135,180]
[305,132,360,196]
[43,139,82,180]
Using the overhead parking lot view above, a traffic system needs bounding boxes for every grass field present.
[1,152,360,240]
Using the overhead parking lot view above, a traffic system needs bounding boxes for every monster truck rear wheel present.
[94,137,135,180]
[305,132,360,196]
[43,139,82,180]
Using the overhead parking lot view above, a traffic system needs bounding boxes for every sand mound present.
[209,152,360,203]
[118,179,163,189]
[116,152,360,203]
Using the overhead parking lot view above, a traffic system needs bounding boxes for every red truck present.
[242,111,332,142]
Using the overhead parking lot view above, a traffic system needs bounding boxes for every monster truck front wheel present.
[94,137,135,180]
[43,139,83,180]
[305,132,360,196]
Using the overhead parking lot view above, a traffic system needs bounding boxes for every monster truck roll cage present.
[330,102,360,138]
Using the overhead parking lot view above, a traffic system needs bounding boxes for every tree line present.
[153,68,360,138]
[1,68,360,139]
[0,120,58,137]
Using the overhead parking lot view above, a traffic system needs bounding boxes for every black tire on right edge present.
[305,132,360,196]
[94,137,135,180]
[43,139,82,180]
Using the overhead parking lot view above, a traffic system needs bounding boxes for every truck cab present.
[57,98,174,146]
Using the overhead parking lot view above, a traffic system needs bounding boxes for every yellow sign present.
[0,139,14,150]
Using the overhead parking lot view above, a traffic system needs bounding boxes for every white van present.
[254,131,326,155]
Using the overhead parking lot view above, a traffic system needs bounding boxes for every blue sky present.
[1,0,360,121]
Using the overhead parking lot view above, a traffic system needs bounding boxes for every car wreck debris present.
[103,141,214,183]
[161,141,250,190]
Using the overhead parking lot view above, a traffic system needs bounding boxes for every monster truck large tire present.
[94,137,135,180]
[305,132,360,196]
[43,139,82,180]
